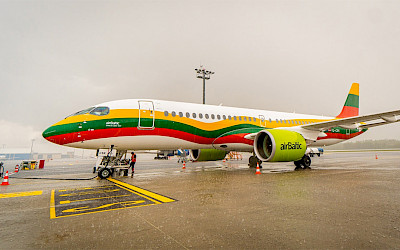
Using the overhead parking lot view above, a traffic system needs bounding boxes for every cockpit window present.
[67,107,95,118]
[66,106,110,118]
[90,107,110,116]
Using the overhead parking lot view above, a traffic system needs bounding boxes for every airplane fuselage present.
[42,99,366,151]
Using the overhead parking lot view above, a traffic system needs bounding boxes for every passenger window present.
[284,120,287,124]
[217,114,221,120]
[205,114,209,119]
[228,115,232,120]
[164,111,169,117]
[244,117,247,121]
[233,116,237,121]
[179,112,183,117]
[276,119,279,123]
[269,118,272,123]
[172,111,176,117]
[211,114,215,119]
[239,116,242,121]
[192,113,197,118]
[186,112,190,118]
[253,117,256,122]
[199,113,203,119]
[223,115,227,120]
[280,119,283,123]
[90,107,110,116]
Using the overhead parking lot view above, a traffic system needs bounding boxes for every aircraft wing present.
[302,109,400,131]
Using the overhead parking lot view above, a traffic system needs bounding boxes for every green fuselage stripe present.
[43,118,264,139]
[43,117,364,140]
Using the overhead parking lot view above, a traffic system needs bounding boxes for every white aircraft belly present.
[66,136,214,150]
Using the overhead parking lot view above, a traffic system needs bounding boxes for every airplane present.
[42,83,400,178]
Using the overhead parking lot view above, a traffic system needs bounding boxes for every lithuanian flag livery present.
[336,83,359,118]
[42,83,373,151]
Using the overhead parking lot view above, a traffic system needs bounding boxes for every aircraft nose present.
[42,124,58,143]
[42,126,52,140]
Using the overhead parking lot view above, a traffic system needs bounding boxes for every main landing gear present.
[294,154,311,171]
[248,155,262,168]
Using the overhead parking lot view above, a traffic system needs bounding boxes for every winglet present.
[336,83,359,118]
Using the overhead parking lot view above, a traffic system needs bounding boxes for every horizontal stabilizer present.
[302,109,400,131]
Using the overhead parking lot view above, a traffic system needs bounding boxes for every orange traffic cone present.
[14,165,19,173]
[182,161,186,170]
[1,171,10,185]
[375,154,378,160]
[255,163,261,175]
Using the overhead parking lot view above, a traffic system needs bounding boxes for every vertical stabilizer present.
[336,83,359,118]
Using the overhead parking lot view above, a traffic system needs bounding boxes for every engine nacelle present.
[189,149,227,162]
[254,129,306,162]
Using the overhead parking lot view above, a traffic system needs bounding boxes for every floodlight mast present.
[195,66,214,104]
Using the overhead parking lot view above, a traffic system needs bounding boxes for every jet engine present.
[189,149,227,162]
[254,129,306,162]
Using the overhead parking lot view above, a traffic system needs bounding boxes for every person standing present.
[130,152,136,177]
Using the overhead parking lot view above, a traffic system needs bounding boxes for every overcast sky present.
[1,0,400,152]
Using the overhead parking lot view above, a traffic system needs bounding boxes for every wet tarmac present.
[0,151,400,249]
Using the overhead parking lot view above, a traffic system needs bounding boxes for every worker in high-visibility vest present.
[130,152,136,177]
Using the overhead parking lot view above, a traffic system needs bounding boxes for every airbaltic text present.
[280,142,302,150]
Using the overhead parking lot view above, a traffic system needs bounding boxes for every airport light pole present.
[30,139,35,160]
[195,66,215,104]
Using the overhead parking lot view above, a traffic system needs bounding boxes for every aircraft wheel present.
[98,168,112,179]
[301,155,312,169]
[294,161,303,171]
[248,156,258,168]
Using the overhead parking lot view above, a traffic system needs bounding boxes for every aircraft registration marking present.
[50,179,176,219]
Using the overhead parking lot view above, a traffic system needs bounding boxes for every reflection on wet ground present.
[0,151,399,249]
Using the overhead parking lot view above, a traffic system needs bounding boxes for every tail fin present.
[336,83,359,118]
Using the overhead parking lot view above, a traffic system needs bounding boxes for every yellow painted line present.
[59,194,131,204]
[59,185,115,192]
[0,191,43,199]
[62,200,146,213]
[115,184,161,205]
[59,188,120,197]
[108,178,175,203]
[52,203,157,219]
[50,190,56,219]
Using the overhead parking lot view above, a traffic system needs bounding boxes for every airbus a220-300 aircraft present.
[43,83,400,178]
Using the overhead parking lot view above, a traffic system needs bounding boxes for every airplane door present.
[259,115,266,127]
[346,129,351,138]
[138,101,155,130]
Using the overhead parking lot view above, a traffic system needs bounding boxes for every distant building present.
[0,148,68,161]
[0,148,31,160]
